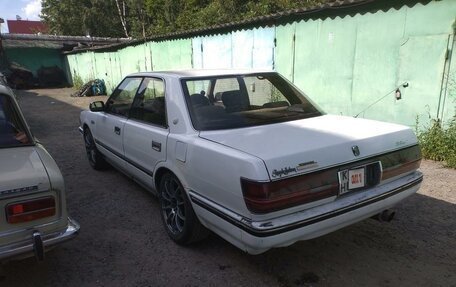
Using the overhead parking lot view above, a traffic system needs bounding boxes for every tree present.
[41,0,126,37]
[125,0,150,38]
[41,0,326,38]
[41,0,86,36]
[115,0,129,37]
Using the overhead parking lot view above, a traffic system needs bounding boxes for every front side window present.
[130,78,167,127]
[0,95,31,147]
[105,77,143,117]
[182,73,322,130]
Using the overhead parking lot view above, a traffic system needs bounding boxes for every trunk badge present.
[352,145,360,156]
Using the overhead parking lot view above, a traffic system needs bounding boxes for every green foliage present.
[417,118,456,168]
[41,0,325,38]
[418,73,456,168]
[41,0,135,37]
[270,86,284,103]
[72,73,84,89]
[146,0,325,36]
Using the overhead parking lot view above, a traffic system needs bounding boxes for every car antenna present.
[354,82,409,118]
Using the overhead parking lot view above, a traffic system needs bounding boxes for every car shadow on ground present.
[1,89,455,287]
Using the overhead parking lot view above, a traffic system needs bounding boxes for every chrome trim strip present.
[95,139,154,177]
[189,191,246,225]
[190,173,423,237]
[78,126,83,134]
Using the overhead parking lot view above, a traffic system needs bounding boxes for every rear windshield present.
[182,73,323,130]
[0,94,32,148]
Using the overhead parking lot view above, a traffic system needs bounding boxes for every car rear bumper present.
[0,217,80,261]
[190,171,422,254]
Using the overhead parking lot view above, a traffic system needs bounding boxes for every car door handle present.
[114,126,121,135]
[152,141,161,152]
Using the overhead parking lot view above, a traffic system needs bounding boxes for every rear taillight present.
[6,197,56,224]
[381,145,422,180]
[382,159,421,180]
[241,170,339,214]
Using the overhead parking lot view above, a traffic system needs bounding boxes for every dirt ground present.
[1,88,455,287]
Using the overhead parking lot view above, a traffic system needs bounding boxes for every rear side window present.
[105,77,142,117]
[0,95,31,147]
[130,78,167,127]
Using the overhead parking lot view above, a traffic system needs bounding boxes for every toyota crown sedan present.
[79,70,422,254]
[0,83,79,261]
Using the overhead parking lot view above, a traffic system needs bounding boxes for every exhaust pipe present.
[371,209,396,222]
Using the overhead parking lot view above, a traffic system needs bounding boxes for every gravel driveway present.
[2,88,455,287]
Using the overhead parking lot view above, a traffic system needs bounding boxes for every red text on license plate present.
[348,168,365,189]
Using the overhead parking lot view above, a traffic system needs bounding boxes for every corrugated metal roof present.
[0,34,130,49]
[1,33,129,43]
[2,39,62,49]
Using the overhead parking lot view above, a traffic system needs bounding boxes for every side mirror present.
[89,101,105,112]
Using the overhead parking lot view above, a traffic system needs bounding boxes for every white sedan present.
[79,70,422,254]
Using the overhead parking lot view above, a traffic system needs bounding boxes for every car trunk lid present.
[0,146,50,195]
[199,115,418,180]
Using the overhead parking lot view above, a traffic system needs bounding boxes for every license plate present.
[338,167,365,195]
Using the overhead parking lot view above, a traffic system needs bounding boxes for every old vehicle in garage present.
[0,83,79,261]
[79,70,422,254]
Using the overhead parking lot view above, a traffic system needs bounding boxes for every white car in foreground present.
[0,83,79,261]
[79,70,422,254]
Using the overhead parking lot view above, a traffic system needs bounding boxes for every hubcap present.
[161,177,185,234]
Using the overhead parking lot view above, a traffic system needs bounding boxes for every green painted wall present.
[66,39,192,92]
[65,0,456,127]
[5,48,64,76]
[275,23,295,81]
[150,39,192,71]
[275,0,456,127]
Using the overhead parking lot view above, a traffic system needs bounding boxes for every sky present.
[0,0,42,33]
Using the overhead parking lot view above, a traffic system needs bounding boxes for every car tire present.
[83,128,108,170]
[159,173,209,245]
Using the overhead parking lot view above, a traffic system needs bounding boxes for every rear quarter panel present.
[166,134,270,217]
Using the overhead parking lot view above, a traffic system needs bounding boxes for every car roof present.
[129,69,276,79]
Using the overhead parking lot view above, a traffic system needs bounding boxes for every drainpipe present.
[439,35,455,123]
[437,19,456,123]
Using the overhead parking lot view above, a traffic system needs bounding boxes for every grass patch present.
[72,73,84,90]
[417,117,456,168]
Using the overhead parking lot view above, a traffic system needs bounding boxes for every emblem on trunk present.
[352,145,360,156]
[0,185,38,196]
[272,167,296,178]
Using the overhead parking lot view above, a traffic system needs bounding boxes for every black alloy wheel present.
[159,173,209,244]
